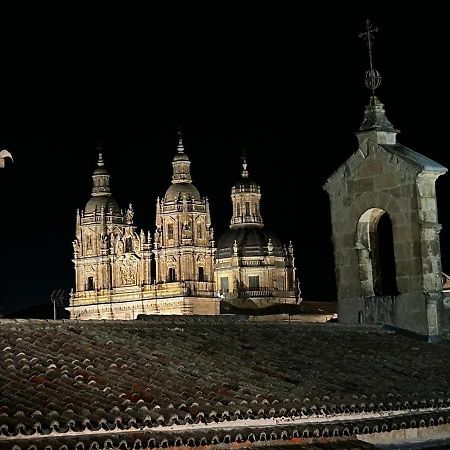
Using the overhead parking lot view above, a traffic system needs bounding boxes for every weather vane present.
[359,19,382,96]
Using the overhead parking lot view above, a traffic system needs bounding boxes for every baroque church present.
[68,134,299,319]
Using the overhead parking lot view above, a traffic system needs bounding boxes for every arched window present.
[167,223,174,240]
[125,237,133,253]
[150,253,156,284]
[168,268,176,282]
[198,266,205,282]
[287,271,293,290]
[220,277,229,292]
[87,276,94,291]
[356,208,399,297]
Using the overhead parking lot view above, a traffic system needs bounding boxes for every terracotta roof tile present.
[0,318,449,448]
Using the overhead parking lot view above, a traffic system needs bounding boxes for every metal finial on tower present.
[359,19,382,96]
[241,150,249,179]
[177,126,184,153]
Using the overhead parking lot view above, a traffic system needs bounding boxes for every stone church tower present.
[215,157,299,310]
[153,132,218,313]
[68,141,219,319]
[324,97,449,340]
[70,148,153,319]
[324,23,450,339]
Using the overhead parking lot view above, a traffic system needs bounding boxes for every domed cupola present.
[164,131,201,202]
[230,156,263,228]
[84,146,121,215]
[153,130,216,305]
[216,156,284,258]
[214,155,299,308]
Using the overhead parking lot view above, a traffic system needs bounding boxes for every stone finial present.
[154,229,160,249]
[359,96,397,133]
[288,240,294,256]
[241,153,249,179]
[233,239,238,256]
[97,149,104,167]
[126,203,134,224]
[177,127,184,154]
[267,238,273,254]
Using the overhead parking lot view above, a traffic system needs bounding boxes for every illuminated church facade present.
[68,136,298,319]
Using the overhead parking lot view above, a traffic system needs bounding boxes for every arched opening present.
[168,268,176,282]
[150,254,156,284]
[376,213,398,296]
[356,208,399,297]
[198,266,205,282]
[167,223,174,240]
[125,237,133,253]
[86,276,94,291]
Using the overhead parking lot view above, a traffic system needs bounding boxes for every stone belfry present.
[324,21,449,339]
[71,146,152,317]
[153,131,216,301]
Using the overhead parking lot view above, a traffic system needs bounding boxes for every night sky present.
[0,9,448,315]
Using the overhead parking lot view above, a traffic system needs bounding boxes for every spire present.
[97,148,104,167]
[230,155,263,228]
[359,96,398,133]
[241,151,249,179]
[177,128,185,154]
[92,143,111,196]
[205,197,211,228]
[357,21,398,141]
[171,128,192,184]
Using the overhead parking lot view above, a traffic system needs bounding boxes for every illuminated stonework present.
[153,134,217,308]
[68,141,219,319]
[324,96,449,339]
[215,158,299,309]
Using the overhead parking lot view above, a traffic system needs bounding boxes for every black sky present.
[1,8,449,314]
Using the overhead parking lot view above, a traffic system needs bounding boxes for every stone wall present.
[326,136,447,338]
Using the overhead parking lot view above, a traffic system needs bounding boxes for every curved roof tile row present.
[0,318,449,446]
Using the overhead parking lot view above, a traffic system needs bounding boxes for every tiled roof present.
[380,144,447,174]
[0,318,449,449]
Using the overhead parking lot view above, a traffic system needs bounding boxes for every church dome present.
[216,226,284,259]
[173,152,190,162]
[85,195,120,214]
[234,177,258,189]
[165,182,201,202]
[84,150,121,215]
